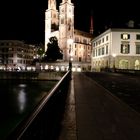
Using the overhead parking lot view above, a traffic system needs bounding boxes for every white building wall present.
[130,33,137,55]
[91,28,140,71]
[111,31,138,56]
[111,32,120,55]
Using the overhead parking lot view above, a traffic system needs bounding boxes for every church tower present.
[59,0,74,61]
[45,0,59,51]
[89,10,94,35]
[90,15,94,34]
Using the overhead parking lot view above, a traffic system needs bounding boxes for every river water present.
[0,80,57,140]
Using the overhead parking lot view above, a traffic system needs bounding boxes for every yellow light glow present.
[112,53,116,57]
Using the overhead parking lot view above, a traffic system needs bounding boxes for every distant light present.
[27,66,32,71]
[72,67,76,71]
[50,65,54,70]
[45,65,49,70]
[40,65,43,70]
[70,57,73,61]
[77,67,81,72]
[56,66,59,71]
[61,66,65,71]
[0,66,4,70]
[112,53,116,57]
[67,38,73,44]
[19,84,26,88]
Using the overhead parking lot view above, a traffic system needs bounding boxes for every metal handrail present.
[8,70,71,140]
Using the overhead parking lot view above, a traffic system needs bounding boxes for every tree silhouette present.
[44,36,63,62]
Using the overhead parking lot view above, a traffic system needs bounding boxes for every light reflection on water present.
[0,80,57,140]
[17,85,26,113]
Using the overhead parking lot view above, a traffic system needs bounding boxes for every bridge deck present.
[59,72,140,140]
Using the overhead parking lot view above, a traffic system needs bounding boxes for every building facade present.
[45,0,93,71]
[91,28,140,71]
[0,40,36,70]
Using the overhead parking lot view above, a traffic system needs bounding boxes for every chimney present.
[127,20,134,28]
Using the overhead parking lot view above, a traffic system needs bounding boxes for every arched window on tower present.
[61,18,64,24]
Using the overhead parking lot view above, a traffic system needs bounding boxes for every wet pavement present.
[59,72,140,140]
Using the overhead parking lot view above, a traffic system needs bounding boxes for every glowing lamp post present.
[67,38,73,71]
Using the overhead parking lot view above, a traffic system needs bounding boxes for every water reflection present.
[0,80,57,140]
[18,84,27,113]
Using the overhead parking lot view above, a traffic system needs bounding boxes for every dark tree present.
[44,36,63,62]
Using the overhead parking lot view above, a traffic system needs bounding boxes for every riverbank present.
[0,71,66,80]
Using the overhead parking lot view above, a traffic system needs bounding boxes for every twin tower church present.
[45,0,94,67]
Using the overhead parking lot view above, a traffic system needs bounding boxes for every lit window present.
[120,44,130,54]
[136,45,140,54]
[136,34,140,40]
[121,33,130,40]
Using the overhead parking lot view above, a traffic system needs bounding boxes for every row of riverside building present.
[0,40,37,71]
[1,27,140,72]
[0,0,140,72]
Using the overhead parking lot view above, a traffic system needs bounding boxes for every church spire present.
[90,11,94,34]
[48,0,56,10]
[62,0,71,3]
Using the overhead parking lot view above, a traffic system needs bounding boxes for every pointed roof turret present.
[48,0,56,10]
[90,11,94,34]
[62,0,71,3]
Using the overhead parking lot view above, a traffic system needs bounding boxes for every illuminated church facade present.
[45,0,93,71]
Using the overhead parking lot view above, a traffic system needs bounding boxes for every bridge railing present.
[7,70,71,140]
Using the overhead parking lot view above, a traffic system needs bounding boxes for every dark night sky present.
[0,0,140,44]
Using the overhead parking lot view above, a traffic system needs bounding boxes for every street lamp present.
[112,53,116,71]
[67,38,73,71]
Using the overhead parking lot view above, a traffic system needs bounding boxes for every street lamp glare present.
[67,38,73,44]
[112,53,116,57]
